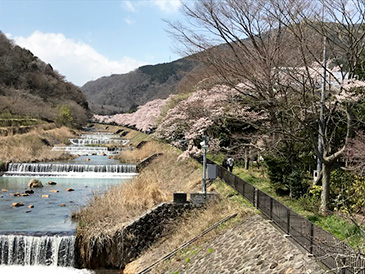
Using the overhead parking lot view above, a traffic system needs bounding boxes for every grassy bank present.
[0,123,78,163]
[231,166,364,249]
[74,128,257,272]
[74,132,202,236]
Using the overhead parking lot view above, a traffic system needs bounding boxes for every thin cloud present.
[151,0,182,12]
[13,31,147,86]
[122,1,136,12]
[124,17,135,25]
[122,0,182,13]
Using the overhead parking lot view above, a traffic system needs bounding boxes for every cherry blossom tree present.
[168,0,365,215]
[94,99,168,133]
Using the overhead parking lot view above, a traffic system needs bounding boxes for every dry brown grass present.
[75,140,202,240]
[0,125,77,163]
[115,141,163,164]
[74,129,256,273]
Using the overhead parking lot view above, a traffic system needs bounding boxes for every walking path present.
[158,214,326,274]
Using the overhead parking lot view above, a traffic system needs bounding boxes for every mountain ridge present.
[81,57,201,115]
[0,31,90,127]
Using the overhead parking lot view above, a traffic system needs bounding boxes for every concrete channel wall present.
[75,202,195,269]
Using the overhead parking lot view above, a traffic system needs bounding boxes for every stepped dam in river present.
[4,162,137,178]
[0,130,136,271]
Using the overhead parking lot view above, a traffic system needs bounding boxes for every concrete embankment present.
[154,214,325,274]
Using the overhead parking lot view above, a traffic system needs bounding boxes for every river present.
[0,132,135,273]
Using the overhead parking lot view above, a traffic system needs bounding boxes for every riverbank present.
[0,123,78,163]
[73,126,327,273]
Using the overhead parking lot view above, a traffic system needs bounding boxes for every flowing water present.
[0,135,135,273]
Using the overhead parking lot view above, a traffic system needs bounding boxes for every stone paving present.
[159,214,327,274]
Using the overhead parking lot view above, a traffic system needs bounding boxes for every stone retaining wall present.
[76,202,194,269]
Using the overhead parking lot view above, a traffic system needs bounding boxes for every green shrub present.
[331,169,365,214]
[56,105,73,127]
[264,155,309,198]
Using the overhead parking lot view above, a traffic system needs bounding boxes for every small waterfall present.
[52,146,121,156]
[68,132,129,147]
[5,163,137,176]
[0,234,75,266]
[69,139,119,146]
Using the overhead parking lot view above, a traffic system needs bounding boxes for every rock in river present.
[12,202,24,207]
[28,179,43,188]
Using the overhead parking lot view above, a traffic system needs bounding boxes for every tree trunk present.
[319,163,331,216]
[244,147,250,170]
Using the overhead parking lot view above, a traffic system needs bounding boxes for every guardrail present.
[216,165,365,274]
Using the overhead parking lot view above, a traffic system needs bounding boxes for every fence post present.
[270,197,273,220]
[256,189,260,209]
[253,188,257,208]
[310,223,314,254]
[242,181,246,198]
[286,209,290,234]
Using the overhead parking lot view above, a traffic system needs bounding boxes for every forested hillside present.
[0,31,89,128]
[81,58,202,115]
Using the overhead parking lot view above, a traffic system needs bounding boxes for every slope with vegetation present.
[0,124,78,166]
[0,31,89,128]
[73,125,257,272]
[92,0,365,257]
[81,58,205,115]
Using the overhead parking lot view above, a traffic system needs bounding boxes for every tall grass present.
[0,125,77,162]
[75,140,203,240]
[115,141,163,164]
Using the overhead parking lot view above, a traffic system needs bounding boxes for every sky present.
[0,0,188,86]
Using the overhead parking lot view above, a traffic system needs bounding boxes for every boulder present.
[66,188,74,192]
[42,195,49,198]
[12,202,24,207]
[12,192,20,197]
[47,181,57,185]
[28,205,34,208]
[28,179,43,188]
[60,203,66,207]
[1,189,8,192]
[21,193,29,197]
[85,158,91,162]
[25,189,34,194]
[50,190,59,193]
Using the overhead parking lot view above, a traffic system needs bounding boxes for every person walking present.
[227,157,234,172]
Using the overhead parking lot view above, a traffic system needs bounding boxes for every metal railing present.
[216,165,365,274]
